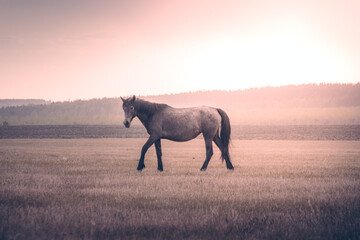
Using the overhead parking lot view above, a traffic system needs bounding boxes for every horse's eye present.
[130,106,134,110]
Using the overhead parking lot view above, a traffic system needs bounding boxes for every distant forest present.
[0,99,50,108]
[1,83,359,125]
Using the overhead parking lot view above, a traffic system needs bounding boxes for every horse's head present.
[121,95,136,128]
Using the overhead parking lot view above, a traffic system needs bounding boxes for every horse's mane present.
[134,99,168,116]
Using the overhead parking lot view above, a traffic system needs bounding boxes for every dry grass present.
[1,139,359,239]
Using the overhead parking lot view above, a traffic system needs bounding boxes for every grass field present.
[1,138,359,239]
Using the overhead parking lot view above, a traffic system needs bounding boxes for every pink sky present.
[1,0,359,101]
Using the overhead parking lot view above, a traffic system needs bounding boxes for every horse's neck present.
[134,100,157,130]
[136,111,151,128]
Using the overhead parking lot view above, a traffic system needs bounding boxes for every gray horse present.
[121,96,234,171]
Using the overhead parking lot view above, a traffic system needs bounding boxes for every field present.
[1,138,360,239]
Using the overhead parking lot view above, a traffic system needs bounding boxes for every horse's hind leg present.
[200,137,213,171]
[213,135,234,170]
[155,139,163,171]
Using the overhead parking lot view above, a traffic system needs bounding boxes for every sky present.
[1,0,359,101]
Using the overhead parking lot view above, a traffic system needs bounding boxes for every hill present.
[1,83,359,125]
[0,98,122,125]
[0,99,49,108]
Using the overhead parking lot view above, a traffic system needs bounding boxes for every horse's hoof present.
[157,168,163,172]
[227,166,234,170]
[137,166,144,171]
[200,168,206,171]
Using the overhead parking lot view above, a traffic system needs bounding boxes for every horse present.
[121,95,234,171]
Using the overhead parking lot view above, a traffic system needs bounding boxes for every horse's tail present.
[217,108,231,162]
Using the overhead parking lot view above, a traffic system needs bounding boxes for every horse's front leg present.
[155,139,163,171]
[137,135,158,171]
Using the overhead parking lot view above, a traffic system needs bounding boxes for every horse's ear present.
[132,95,136,102]
[120,97,125,102]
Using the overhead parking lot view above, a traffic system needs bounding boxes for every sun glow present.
[84,21,357,98]
[183,27,352,91]
[107,26,355,97]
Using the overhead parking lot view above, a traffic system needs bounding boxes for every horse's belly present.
[161,119,201,142]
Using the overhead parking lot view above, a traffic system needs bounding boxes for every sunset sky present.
[1,0,359,101]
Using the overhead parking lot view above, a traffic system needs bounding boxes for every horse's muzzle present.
[124,120,130,128]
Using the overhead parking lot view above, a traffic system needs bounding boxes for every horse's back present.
[162,106,220,125]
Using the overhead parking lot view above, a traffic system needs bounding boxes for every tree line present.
[1,83,359,125]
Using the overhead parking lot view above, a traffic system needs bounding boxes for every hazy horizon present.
[1,82,359,103]
[1,83,360,125]
[1,0,360,101]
